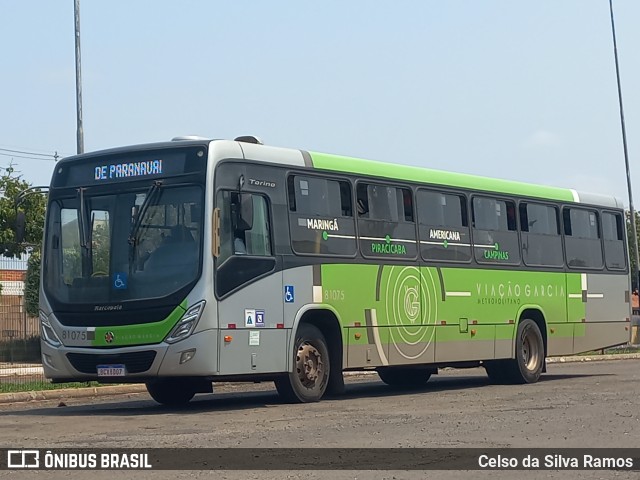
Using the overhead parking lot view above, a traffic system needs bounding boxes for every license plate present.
[97,364,126,377]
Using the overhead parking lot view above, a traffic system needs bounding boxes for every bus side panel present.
[434,325,496,363]
[573,322,629,353]
[583,273,630,323]
[217,271,288,375]
[385,265,436,366]
[439,268,567,362]
[319,264,389,368]
[572,273,630,353]
[429,267,494,362]
[217,328,291,375]
[322,264,575,367]
[547,323,575,356]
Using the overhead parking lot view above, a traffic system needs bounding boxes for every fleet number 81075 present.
[61,330,88,341]
[324,289,345,301]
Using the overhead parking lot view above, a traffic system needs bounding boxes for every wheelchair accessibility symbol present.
[113,272,128,290]
[284,285,295,303]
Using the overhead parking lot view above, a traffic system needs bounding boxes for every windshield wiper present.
[128,180,163,247]
[128,181,163,272]
[77,187,89,249]
[77,187,93,278]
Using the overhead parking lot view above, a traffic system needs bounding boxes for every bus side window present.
[217,191,272,263]
[358,182,417,259]
[519,202,563,267]
[243,195,271,256]
[356,184,369,217]
[472,196,520,265]
[287,175,356,256]
[602,211,625,270]
[417,190,471,263]
[340,181,353,217]
[563,207,603,269]
[289,175,344,217]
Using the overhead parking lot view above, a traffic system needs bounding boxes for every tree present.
[24,250,41,317]
[0,165,47,257]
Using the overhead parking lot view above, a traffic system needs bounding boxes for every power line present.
[0,152,57,162]
[0,147,54,158]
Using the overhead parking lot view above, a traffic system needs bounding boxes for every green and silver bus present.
[38,136,632,405]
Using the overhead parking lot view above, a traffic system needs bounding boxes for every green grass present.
[605,346,640,354]
[0,381,101,394]
[578,346,640,356]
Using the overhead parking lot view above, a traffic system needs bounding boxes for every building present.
[0,254,38,339]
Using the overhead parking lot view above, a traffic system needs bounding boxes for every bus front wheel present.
[275,324,330,403]
[146,379,196,406]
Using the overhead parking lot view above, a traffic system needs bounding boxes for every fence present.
[0,253,45,388]
[0,296,44,389]
[0,296,39,353]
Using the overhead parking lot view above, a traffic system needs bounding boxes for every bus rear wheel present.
[275,324,330,403]
[377,367,432,388]
[506,318,545,384]
[146,379,196,406]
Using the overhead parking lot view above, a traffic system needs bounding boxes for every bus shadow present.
[332,371,609,401]
[4,370,608,417]
[539,373,613,382]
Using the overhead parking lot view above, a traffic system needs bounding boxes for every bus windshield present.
[43,184,203,305]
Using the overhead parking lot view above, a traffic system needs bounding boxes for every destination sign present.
[52,147,206,187]
[94,160,163,181]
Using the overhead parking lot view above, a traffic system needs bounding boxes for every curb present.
[546,352,640,363]
[0,384,148,405]
[1,354,639,405]
[0,373,374,405]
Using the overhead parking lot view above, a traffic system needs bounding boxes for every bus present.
[35,136,632,405]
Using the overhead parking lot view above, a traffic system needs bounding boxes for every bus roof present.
[55,139,211,166]
[57,138,625,209]
[306,151,624,209]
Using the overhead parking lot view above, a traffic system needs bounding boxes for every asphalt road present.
[1,359,640,480]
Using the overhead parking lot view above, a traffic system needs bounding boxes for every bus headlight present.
[40,311,62,348]
[165,301,206,344]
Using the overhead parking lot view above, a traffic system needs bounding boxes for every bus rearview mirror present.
[239,194,253,230]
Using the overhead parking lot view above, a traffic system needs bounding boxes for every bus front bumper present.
[40,329,219,382]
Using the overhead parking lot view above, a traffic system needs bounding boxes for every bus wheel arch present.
[516,308,548,359]
[275,308,344,402]
[486,309,547,385]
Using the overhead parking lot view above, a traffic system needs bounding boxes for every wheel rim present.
[521,326,541,371]
[296,342,324,389]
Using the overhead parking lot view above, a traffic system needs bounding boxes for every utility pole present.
[609,0,639,289]
[74,0,84,154]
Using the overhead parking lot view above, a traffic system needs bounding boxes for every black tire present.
[377,367,432,388]
[484,360,509,384]
[146,379,196,406]
[325,367,345,396]
[275,324,330,403]
[505,319,545,384]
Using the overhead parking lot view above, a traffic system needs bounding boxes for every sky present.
[1,0,640,207]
